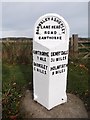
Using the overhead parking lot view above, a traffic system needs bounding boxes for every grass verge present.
[2,63,32,118]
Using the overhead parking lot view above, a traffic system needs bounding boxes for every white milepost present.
[33,13,70,110]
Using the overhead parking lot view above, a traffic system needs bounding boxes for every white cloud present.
[0,2,2,31]
[1,2,88,38]
[1,0,89,2]
[2,29,33,38]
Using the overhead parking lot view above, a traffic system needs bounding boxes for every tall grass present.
[2,40,33,64]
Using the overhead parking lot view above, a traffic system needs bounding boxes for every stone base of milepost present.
[20,90,88,118]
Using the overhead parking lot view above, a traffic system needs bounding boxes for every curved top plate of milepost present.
[34,13,70,48]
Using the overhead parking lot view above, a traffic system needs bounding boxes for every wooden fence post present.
[70,34,78,58]
[73,34,78,52]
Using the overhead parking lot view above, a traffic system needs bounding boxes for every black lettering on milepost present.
[36,16,66,40]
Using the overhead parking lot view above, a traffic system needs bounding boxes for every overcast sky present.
[1,1,89,38]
